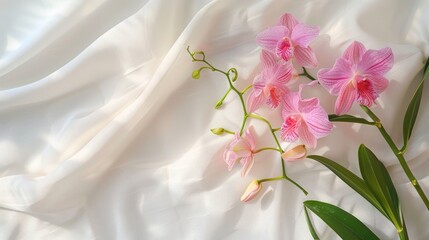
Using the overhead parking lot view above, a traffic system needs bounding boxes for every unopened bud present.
[192,70,200,79]
[240,180,262,202]
[282,145,307,162]
[210,128,225,135]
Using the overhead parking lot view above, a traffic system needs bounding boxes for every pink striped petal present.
[246,90,264,113]
[367,74,389,93]
[281,91,299,115]
[241,156,254,177]
[317,58,353,95]
[335,81,358,115]
[291,23,319,48]
[297,97,333,138]
[256,26,288,51]
[342,41,367,65]
[278,13,299,32]
[358,47,393,76]
[294,46,318,68]
[261,50,278,68]
[269,62,293,85]
[244,126,256,150]
[297,122,317,149]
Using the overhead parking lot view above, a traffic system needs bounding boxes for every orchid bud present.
[210,128,225,135]
[282,145,306,162]
[240,180,262,202]
[192,69,200,79]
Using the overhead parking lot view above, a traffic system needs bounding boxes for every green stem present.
[259,175,308,195]
[241,84,253,94]
[187,47,307,195]
[361,105,429,210]
[254,147,282,153]
[298,67,316,81]
[215,87,232,109]
[248,113,307,194]
[259,176,285,183]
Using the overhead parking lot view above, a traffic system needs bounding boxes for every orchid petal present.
[281,91,299,115]
[269,62,293,85]
[246,90,265,113]
[241,156,254,177]
[342,41,367,65]
[278,13,299,32]
[256,26,289,51]
[261,50,278,68]
[358,47,393,76]
[294,46,318,68]
[298,122,317,149]
[335,81,358,115]
[291,23,319,48]
[245,126,256,149]
[317,58,353,95]
[366,74,389,93]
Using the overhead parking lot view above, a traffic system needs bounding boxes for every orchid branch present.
[187,46,307,195]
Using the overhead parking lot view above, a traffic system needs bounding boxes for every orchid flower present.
[317,41,393,115]
[223,126,257,177]
[280,86,333,149]
[256,13,319,68]
[246,50,293,113]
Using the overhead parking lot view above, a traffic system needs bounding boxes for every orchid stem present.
[299,67,316,81]
[241,84,253,94]
[254,147,282,153]
[361,105,429,210]
[187,47,307,195]
[216,87,232,109]
[259,175,308,195]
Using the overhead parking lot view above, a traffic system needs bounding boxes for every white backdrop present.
[1,0,429,239]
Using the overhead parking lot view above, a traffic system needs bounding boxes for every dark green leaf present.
[358,144,403,230]
[304,200,380,240]
[307,155,387,218]
[402,56,429,151]
[304,206,320,240]
[329,114,375,125]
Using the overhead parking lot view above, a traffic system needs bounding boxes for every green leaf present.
[304,200,380,240]
[307,155,388,219]
[304,206,320,240]
[358,144,403,231]
[402,56,429,151]
[328,114,375,125]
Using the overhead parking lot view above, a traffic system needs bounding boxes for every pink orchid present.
[246,50,293,113]
[223,126,257,177]
[281,87,333,149]
[317,41,393,115]
[256,13,319,68]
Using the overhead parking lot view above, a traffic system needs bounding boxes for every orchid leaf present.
[304,206,320,240]
[304,200,380,240]
[402,56,429,151]
[329,114,375,125]
[358,144,403,231]
[307,155,387,219]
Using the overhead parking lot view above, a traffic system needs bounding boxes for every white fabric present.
[1,0,429,239]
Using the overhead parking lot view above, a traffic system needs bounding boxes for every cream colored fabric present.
[1,0,428,239]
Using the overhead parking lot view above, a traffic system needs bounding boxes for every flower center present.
[281,114,301,142]
[276,37,294,62]
[356,76,377,107]
[263,84,282,108]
